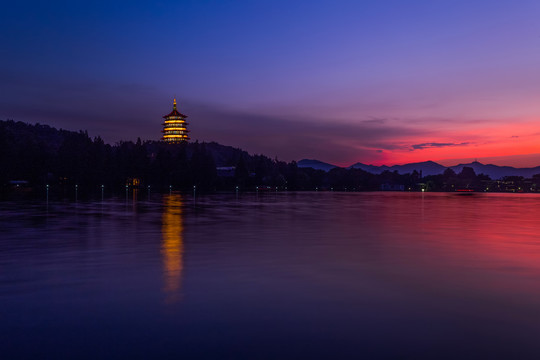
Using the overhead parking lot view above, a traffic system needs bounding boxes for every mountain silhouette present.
[297,159,337,172]
[300,159,540,179]
[349,160,446,176]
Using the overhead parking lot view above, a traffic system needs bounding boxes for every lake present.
[2,191,540,359]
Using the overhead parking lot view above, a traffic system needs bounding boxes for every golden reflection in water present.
[161,194,184,304]
[132,188,138,203]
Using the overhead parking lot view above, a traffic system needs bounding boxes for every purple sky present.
[3,0,540,166]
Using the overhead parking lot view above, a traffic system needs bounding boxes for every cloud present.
[362,118,387,125]
[411,142,470,150]
[1,70,489,166]
[0,72,432,166]
[188,103,434,165]
[366,142,409,151]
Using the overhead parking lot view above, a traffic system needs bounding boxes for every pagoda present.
[162,98,190,143]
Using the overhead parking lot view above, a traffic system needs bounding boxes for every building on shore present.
[162,98,190,143]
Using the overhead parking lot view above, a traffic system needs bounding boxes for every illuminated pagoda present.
[162,98,190,143]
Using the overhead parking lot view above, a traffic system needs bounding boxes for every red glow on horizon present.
[331,118,540,168]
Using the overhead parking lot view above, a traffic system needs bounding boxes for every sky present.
[3,0,540,167]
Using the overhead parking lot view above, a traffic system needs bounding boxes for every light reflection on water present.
[161,194,183,303]
[2,192,540,358]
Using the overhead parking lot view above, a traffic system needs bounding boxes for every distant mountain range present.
[295,159,338,172]
[297,159,540,180]
[349,160,446,176]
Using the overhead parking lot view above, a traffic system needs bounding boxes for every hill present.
[297,159,337,172]
[449,162,540,180]
[301,158,540,180]
[349,160,446,176]
[4,119,540,193]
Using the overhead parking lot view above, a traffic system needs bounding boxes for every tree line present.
[2,120,540,195]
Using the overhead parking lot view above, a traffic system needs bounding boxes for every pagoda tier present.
[162,99,190,143]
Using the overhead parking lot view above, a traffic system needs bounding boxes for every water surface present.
[2,192,540,359]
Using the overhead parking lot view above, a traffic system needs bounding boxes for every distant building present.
[162,98,190,143]
[216,166,236,177]
[380,183,405,191]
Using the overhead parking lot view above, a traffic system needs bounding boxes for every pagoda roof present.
[163,99,188,118]
[163,109,187,118]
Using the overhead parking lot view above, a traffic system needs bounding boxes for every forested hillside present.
[4,120,537,194]
[0,120,325,191]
